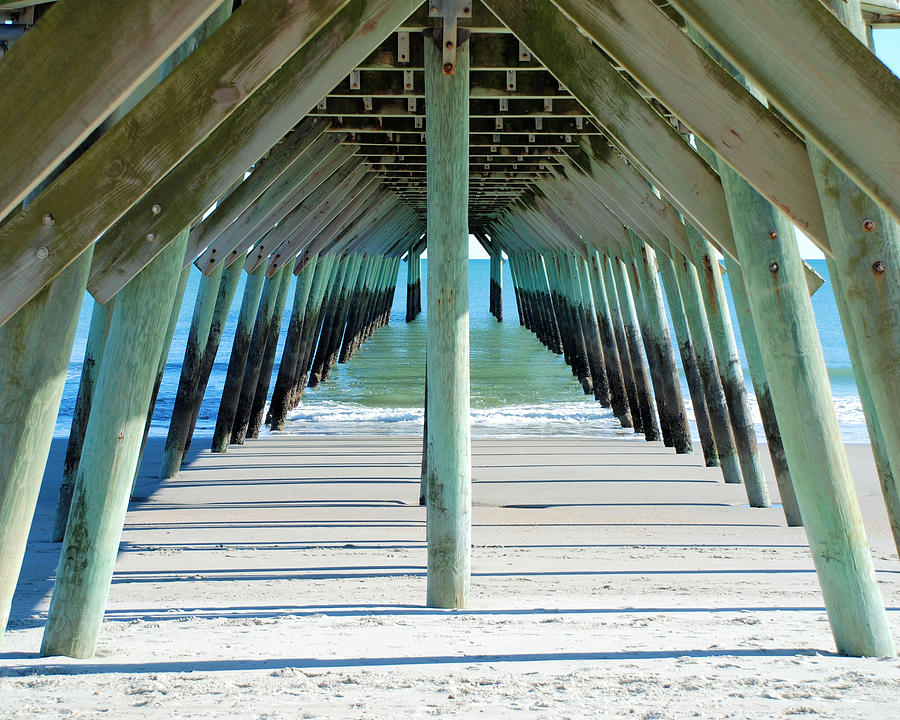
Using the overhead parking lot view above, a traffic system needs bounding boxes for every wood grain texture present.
[40,232,188,659]
[669,0,900,225]
[0,0,224,224]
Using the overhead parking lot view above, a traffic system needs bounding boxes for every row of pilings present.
[3,246,399,658]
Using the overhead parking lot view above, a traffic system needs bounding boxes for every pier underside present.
[0,0,899,664]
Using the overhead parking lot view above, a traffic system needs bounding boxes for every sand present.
[2,434,899,719]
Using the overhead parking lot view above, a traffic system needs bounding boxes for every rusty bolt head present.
[145,232,156,243]
[35,246,49,259]
[42,213,54,226]
[151,204,162,215]
[443,62,454,73]
[873,260,886,274]
[768,229,778,240]
[118,431,125,442]
[863,219,876,233]
[445,40,454,49]
[769,262,779,273]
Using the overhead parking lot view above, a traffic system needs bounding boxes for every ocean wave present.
[278,400,633,438]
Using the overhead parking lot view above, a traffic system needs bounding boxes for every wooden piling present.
[657,252,718,465]
[424,29,471,609]
[211,264,265,453]
[686,225,769,506]
[724,256,802,524]
[159,263,225,479]
[711,147,893,656]
[231,265,291,445]
[587,252,633,427]
[247,265,294,439]
[267,256,320,431]
[570,254,610,406]
[628,234,692,454]
[606,253,660,440]
[183,256,244,460]
[41,232,188,659]
[670,243,743,485]
[52,298,114,542]
[0,250,93,642]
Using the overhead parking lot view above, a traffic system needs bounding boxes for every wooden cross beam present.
[0,0,226,224]
[667,0,900,225]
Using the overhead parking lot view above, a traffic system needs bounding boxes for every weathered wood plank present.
[483,0,734,254]
[668,0,900,225]
[87,0,425,303]
[0,0,353,327]
[551,0,830,248]
[0,0,225,224]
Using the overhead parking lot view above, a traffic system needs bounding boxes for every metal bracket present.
[429,0,472,74]
[349,69,361,90]
[397,30,410,63]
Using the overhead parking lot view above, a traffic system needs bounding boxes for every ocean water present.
[57,258,868,444]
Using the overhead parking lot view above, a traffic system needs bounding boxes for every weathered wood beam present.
[242,164,371,273]
[0,0,226,224]
[182,117,331,265]
[194,140,357,274]
[0,0,353,326]
[266,176,384,278]
[40,232,189,659]
[482,0,739,251]
[0,0,425,327]
[423,26,471,610]
[667,0,900,225]
[549,0,830,248]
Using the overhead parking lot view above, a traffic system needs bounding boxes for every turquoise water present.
[58,258,867,442]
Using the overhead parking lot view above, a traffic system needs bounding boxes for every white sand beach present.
[2,435,899,718]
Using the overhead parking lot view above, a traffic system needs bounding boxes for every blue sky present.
[469,27,900,260]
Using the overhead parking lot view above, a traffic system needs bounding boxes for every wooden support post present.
[267,256,319,431]
[52,298,114,542]
[670,243,743,485]
[290,256,340,406]
[211,265,265,453]
[829,263,900,555]
[804,0,900,545]
[490,249,502,322]
[40,232,188,659]
[724,256,802,525]
[709,140,893,657]
[131,262,191,493]
[319,255,364,383]
[628,234,692,454]
[159,262,225,479]
[571,254,611,406]
[587,252,633,427]
[231,266,290,445]
[686,225,769,506]
[340,257,375,363]
[184,257,244,459]
[308,257,350,387]
[246,265,294,439]
[424,27,471,609]
[0,249,92,642]
[657,252,718,466]
[607,253,660,441]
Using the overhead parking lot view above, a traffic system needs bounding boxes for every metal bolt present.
[443,62,453,73]
[42,213,54,226]
[118,431,125,442]
[35,246,49,259]
[145,232,156,243]
[768,229,777,240]
[151,204,162,215]
[863,219,875,232]
[445,40,454,49]
[873,260,886,274]
[769,262,779,273]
